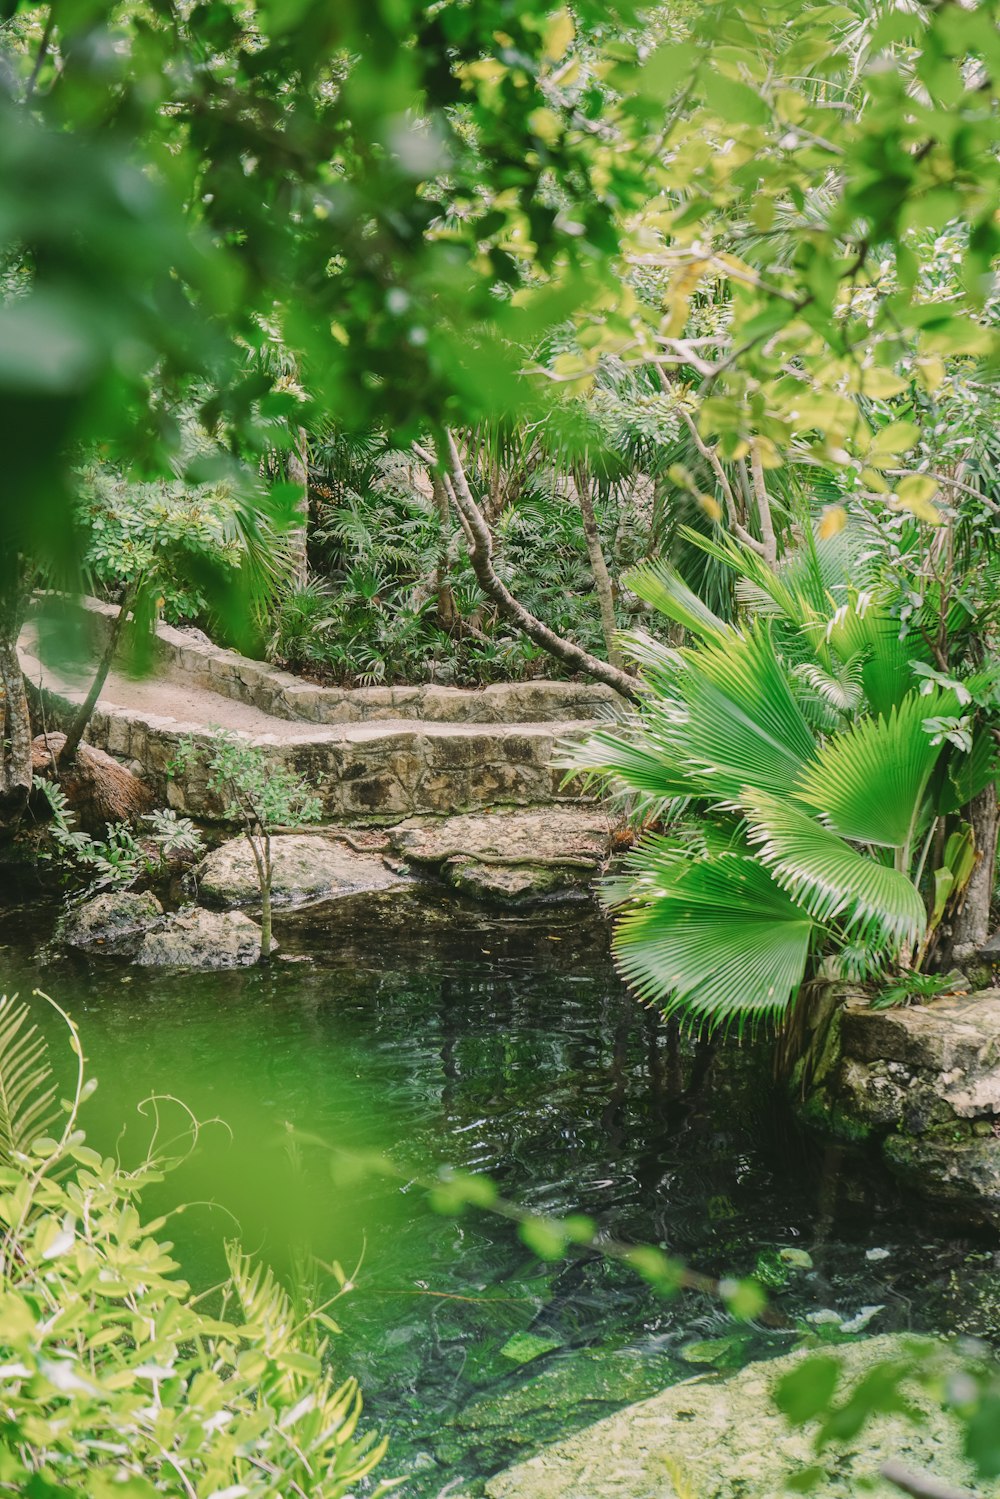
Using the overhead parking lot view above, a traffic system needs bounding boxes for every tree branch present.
[440,432,640,703]
[880,1460,975,1499]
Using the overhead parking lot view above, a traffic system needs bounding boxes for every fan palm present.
[567,530,998,1035]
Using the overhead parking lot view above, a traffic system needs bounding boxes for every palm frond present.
[0,996,58,1167]
[610,846,815,1036]
[792,690,948,850]
[624,559,730,639]
[675,624,818,799]
[817,592,932,716]
[743,791,927,949]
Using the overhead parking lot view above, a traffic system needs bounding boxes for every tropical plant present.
[567,524,1000,1034]
[0,988,392,1498]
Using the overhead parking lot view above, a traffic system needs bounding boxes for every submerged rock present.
[795,989,1000,1222]
[431,1348,682,1476]
[195,833,409,908]
[477,1336,997,1499]
[136,906,267,968]
[389,807,610,905]
[59,889,163,956]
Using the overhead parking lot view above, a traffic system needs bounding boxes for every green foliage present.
[0,990,392,1498]
[193,733,322,837]
[33,777,143,891]
[568,524,999,1032]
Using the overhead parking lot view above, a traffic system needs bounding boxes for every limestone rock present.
[136,906,267,968]
[797,990,1000,1220]
[389,807,610,905]
[195,834,409,908]
[59,889,163,956]
[478,1337,997,1499]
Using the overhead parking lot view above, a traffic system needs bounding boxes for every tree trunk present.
[287,426,310,590]
[259,835,273,959]
[441,432,640,704]
[749,440,778,568]
[575,469,623,669]
[950,783,999,962]
[58,590,133,768]
[0,578,32,823]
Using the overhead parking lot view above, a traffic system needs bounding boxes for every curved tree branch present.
[439,431,640,703]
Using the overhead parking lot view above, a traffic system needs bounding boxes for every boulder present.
[136,906,267,968]
[796,989,1000,1221]
[59,889,163,956]
[389,808,610,905]
[195,833,409,909]
[476,1336,997,1499]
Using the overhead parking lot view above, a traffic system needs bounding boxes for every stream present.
[0,874,996,1495]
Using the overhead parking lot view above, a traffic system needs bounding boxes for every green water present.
[0,875,995,1495]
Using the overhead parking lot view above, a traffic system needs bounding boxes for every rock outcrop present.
[388,807,611,904]
[795,989,1000,1221]
[135,906,267,968]
[59,889,163,956]
[195,833,410,908]
[473,1337,996,1499]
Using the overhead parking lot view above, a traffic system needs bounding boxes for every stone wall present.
[66,597,620,726]
[29,686,593,824]
[793,987,1000,1223]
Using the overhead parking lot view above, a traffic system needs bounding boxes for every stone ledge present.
[795,987,1000,1222]
[30,596,622,726]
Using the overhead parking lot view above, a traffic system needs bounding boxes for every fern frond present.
[0,996,58,1166]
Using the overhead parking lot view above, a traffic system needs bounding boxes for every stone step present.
[22,635,604,822]
[26,599,620,725]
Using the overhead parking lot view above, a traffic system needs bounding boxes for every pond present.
[0,873,996,1496]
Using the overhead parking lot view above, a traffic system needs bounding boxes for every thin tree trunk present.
[0,571,32,821]
[950,783,999,962]
[260,834,273,959]
[287,426,310,590]
[575,468,623,670]
[58,590,133,768]
[441,431,640,703]
[749,439,778,568]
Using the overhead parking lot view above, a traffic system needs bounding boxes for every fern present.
[0,995,59,1166]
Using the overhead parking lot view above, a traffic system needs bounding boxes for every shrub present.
[0,989,392,1497]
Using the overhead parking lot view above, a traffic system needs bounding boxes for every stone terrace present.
[20,601,623,823]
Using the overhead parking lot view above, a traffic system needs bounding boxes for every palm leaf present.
[610,846,815,1036]
[624,559,730,640]
[793,690,948,851]
[938,727,999,814]
[743,791,927,950]
[560,725,692,805]
[675,624,818,800]
[816,593,932,716]
[0,995,58,1166]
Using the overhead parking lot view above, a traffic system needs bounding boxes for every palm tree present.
[567,525,998,1035]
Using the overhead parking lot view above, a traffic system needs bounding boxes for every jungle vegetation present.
[2,0,1000,1494]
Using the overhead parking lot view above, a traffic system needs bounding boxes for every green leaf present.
[744,791,927,949]
[792,692,948,850]
[675,625,819,801]
[773,1354,843,1425]
[625,559,730,640]
[612,844,815,1035]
